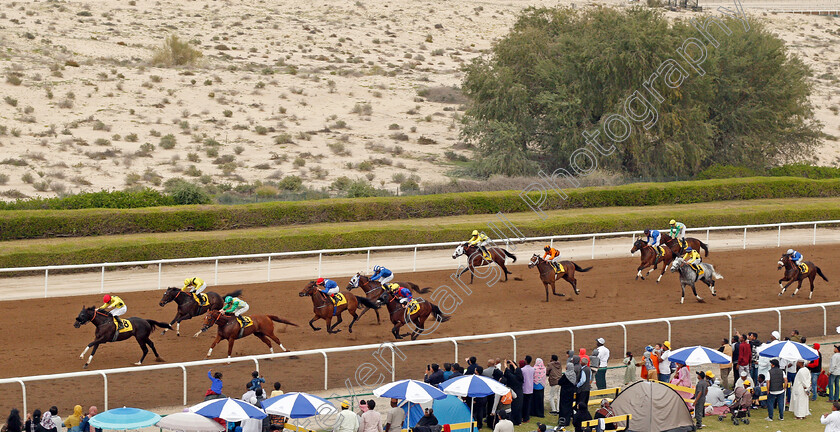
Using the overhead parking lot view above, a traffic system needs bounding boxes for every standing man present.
[658,341,672,383]
[809,343,824,402]
[520,356,535,423]
[546,354,564,414]
[693,371,709,429]
[719,338,733,390]
[333,401,359,432]
[594,338,610,390]
[766,359,787,421]
[384,399,405,432]
[748,332,761,388]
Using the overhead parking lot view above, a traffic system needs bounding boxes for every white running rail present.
[1,220,838,298]
[1,301,838,415]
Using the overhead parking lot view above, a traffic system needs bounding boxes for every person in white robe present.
[791,359,812,419]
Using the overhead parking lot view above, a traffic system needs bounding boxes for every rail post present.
[814,223,818,245]
[550,238,554,249]
[413,247,417,272]
[510,334,517,362]
[267,256,272,282]
[321,351,328,390]
[390,345,396,383]
[452,340,459,364]
[570,329,575,351]
[44,268,48,298]
[743,227,747,249]
[214,259,219,286]
[100,372,108,411]
[706,228,709,243]
[777,310,782,335]
[778,225,782,247]
[666,320,672,344]
[821,305,827,336]
[318,253,322,278]
[100,266,105,294]
[180,365,188,406]
[16,379,26,417]
[158,262,162,290]
[619,324,627,358]
[253,358,260,372]
[725,314,732,344]
[591,236,596,259]
[366,250,371,272]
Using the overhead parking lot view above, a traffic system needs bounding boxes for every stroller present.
[728,387,753,425]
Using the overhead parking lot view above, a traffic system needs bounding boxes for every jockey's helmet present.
[786,249,794,255]
[544,245,551,251]
[373,265,381,273]
[184,278,193,286]
[685,247,693,252]
[644,229,650,235]
[471,230,479,236]
[669,219,676,225]
[103,294,111,303]
[316,277,325,285]
[224,296,232,303]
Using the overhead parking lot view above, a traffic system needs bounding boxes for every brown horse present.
[527,254,592,301]
[299,281,379,334]
[631,239,675,283]
[660,233,710,256]
[346,273,431,324]
[777,253,828,299]
[377,291,450,340]
[74,306,171,368]
[197,310,297,358]
[159,288,242,336]
[452,242,516,284]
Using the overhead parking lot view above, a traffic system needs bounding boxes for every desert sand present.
[0,0,838,199]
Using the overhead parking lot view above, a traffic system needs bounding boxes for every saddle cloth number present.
[238,316,253,328]
[195,293,209,307]
[407,299,421,315]
[117,318,133,333]
[554,262,565,273]
[799,263,809,273]
[333,293,348,307]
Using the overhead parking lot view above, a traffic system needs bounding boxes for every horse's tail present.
[146,320,173,330]
[268,315,299,327]
[224,289,243,298]
[431,304,451,322]
[503,249,516,263]
[406,282,431,294]
[713,270,724,280]
[817,267,829,282]
[573,263,593,273]
[356,295,379,309]
[698,240,710,257]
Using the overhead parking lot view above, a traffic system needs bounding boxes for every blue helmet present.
[373,265,381,273]
[685,247,693,252]
[325,280,338,289]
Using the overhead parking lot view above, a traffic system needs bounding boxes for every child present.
[248,371,265,392]
[623,352,636,385]
[206,370,224,399]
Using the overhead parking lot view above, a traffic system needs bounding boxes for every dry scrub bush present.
[151,35,203,67]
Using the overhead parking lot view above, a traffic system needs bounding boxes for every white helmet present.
[373,265,381,272]
[786,249,794,255]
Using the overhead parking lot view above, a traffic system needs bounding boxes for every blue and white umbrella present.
[374,379,447,403]
[757,340,819,361]
[190,398,267,422]
[440,375,510,432]
[89,407,161,430]
[261,392,337,418]
[667,346,732,366]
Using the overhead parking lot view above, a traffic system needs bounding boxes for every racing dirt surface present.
[2,244,839,411]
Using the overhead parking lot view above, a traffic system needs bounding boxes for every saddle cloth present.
[799,263,809,273]
[332,293,348,307]
[117,318,133,333]
[407,299,421,315]
[194,293,210,307]
[238,315,253,328]
[553,262,565,273]
[656,246,667,256]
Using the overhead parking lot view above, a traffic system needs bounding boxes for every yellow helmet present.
[184,277,193,286]
[471,230,479,236]
[386,283,399,291]
[669,219,676,225]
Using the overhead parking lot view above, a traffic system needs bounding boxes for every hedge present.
[2,176,840,240]
[1,198,838,268]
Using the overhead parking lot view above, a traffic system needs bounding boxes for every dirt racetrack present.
[2,243,840,411]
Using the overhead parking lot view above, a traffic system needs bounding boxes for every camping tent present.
[401,395,472,429]
[610,381,694,432]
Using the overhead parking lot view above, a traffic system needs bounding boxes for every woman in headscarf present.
[623,352,636,385]
[532,358,547,418]
[593,399,617,430]
[23,410,41,432]
[558,359,578,427]
[4,409,23,432]
[63,406,83,432]
[670,363,692,388]
[579,349,590,367]
[39,412,56,432]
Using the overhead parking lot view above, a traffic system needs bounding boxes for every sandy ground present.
[0,0,838,199]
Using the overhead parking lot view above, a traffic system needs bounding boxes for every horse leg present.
[500,263,509,282]
[692,283,704,303]
[793,279,804,297]
[309,315,322,331]
[392,323,403,340]
[146,338,164,361]
[347,309,360,334]
[265,331,287,352]
[164,313,178,335]
[226,337,236,359]
[778,278,787,296]
[255,333,274,353]
[544,282,549,302]
[207,334,222,358]
[551,280,565,298]
[809,274,816,299]
[469,264,475,284]
[657,261,668,283]
[327,315,341,334]
[135,336,150,365]
[680,283,685,305]
[83,343,102,369]
[411,318,426,341]
[700,278,716,297]
[567,276,579,295]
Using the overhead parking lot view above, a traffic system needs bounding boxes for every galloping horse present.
[527,255,592,302]
[778,253,828,299]
[660,233,710,256]
[669,257,723,304]
[452,242,516,284]
[377,291,450,340]
[346,273,431,324]
[159,288,242,336]
[631,239,675,282]
[197,310,297,358]
[299,281,379,334]
[74,306,171,368]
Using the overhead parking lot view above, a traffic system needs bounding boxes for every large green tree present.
[461,6,821,177]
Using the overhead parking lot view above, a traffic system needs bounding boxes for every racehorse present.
[377,290,450,340]
[631,239,675,282]
[452,242,516,284]
[74,306,171,368]
[299,281,379,334]
[669,257,723,304]
[346,273,431,324]
[778,253,828,299]
[659,233,710,256]
[527,254,592,302]
[197,310,297,358]
[159,287,243,336]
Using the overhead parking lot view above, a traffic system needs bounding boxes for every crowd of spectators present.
[3,406,99,432]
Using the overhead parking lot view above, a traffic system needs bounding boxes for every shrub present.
[767,163,840,179]
[125,133,139,142]
[6,73,22,86]
[169,182,211,205]
[351,102,373,116]
[278,175,303,191]
[151,34,203,67]
[255,185,279,198]
[293,157,306,167]
[400,178,420,191]
[416,86,468,104]
[159,134,177,149]
[4,96,18,107]
[389,132,409,141]
[695,164,759,180]
[274,133,293,144]
[0,173,8,185]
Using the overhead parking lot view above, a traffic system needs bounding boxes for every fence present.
[2,301,838,415]
[1,220,838,299]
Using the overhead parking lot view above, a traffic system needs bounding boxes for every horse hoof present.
[134,362,142,366]
[161,330,167,336]
[155,357,165,362]
[83,364,89,369]
[574,291,580,295]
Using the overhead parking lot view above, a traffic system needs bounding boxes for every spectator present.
[47,409,61,432]
[546,354,564,414]
[384,399,405,432]
[416,408,438,428]
[521,356,534,422]
[821,402,840,432]
[532,358,546,418]
[558,359,578,427]
[270,382,283,398]
[718,338,733,389]
[670,363,690,388]
[782,357,798,405]
[593,399,616,431]
[483,359,497,378]
[443,363,453,381]
[579,349,590,367]
[62,407,82,432]
[737,335,751,378]
[358,400,382,432]
[492,411,513,432]
[623,352,636,385]
[451,364,464,378]
[4,409,22,432]
[24,411,46,432]
[766,359,787,421]
[40,411,57,432]
[502,359,524,425]
[753,374,766,406]
[748,333,761,386]
[704,377,726,414]
[358,401,368,414]
[248,371,265,393]
[469,372,487,429]
[333,401,359,432]
[830,346,840,402]
[734,369,751,390]
[466,357,478,375]
[810,343,824,401]
[692,372,709,429]
[242,383,256,403]
[659,341,672,383]
[577,357,592,408]
[571,402,591,432]
[424,364,444,387]
[649,347,660,381]
[206,370,225,399]
[84,407,98,432]
[791,330,802,343]
[792,359,811,419]
[593,338,610,390]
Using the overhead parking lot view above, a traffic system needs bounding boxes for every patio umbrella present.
[89,407,161,430]
[757,340,819,361]
[261,392,336,419]
[667,346,732,366]
[440,375,510,432]
[156,412,225,432]
[374,379,447,429]
[190,398,267,422]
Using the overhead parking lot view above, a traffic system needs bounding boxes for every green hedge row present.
[2,200,838,268]
[2,176,840,240]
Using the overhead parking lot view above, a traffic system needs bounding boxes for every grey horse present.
[669,257,723,304]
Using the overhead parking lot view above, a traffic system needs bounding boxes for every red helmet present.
[316,278,325,285]
[103,294,111,303]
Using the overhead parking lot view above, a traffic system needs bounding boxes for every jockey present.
[317,277,340,303]
[787,249,805,271]
[681,247,702,273]
[183,277,207,303]
[468,230,490,260]
[644,229,661,248]
[222,295,249,317]
[542,245,562,272]
[370,265,394,285]
[669,220,687,250]
[385,283,413,308]
[100,294,127,330]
